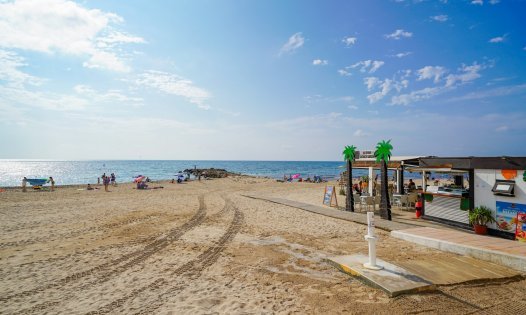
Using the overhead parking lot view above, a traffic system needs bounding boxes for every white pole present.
[364,212,383,270]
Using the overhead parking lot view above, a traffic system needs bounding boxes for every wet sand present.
[1,177,524,314]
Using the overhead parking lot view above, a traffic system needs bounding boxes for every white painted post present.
[364,212,383,270]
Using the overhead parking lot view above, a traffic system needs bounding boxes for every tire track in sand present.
[85,199,244,315]
[0,195,207,304]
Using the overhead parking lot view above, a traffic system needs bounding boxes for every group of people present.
[21,176,55,192]
[100,173,117,192]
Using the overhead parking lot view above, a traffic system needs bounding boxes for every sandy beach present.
[1,177,525,314]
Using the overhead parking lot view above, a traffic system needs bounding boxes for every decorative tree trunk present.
[345,160,354,212]
[379,160,391,220]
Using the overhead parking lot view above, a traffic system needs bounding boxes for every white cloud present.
[489,0,500,4]
[312,59,328,66]
[353,129,369,137]
[417,66,447,83]
[348,105,358,110]
[364,77,381,90]
[338,69,351,76]
[445,63,483,87]
[74,84,143,105]
[0,0,144,72]
[0,85,88,111]
[136,70,211,109]
[350,60,385,73]
[448,84,526,102]
[471,0,483,4]
[431,15,448,22]
[279,32,305,55]
[489,36,505,43]
[0,49,43,87]
[390,87,441,106]
[394,52,412,58]
[366,77,408,103]
[495,125,508,132]
[385,29,413,40]
[342,36,357,46]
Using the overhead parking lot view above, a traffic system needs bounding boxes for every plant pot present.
[473,224,487,235]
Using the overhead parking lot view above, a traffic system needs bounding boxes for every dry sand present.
[1,177,525,314]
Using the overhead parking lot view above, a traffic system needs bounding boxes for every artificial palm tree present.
[343,145,357,212]
[374,140,393,220]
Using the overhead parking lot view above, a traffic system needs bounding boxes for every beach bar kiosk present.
[411,156,526,238]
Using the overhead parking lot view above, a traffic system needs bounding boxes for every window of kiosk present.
[491,180,515,196]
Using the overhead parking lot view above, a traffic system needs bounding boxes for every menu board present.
[323,186,337,207]
[496,201,526,233]
[516,213,526,242]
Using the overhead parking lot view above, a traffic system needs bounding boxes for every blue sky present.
[1,0,525,160]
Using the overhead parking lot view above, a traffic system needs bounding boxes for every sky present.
[0,0,525,160]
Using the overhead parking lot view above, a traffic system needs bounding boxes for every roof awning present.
[405,167,468,173]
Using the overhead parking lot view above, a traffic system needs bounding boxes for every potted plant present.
[468,206,496,235]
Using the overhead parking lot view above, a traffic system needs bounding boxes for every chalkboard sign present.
[323,185,338,207]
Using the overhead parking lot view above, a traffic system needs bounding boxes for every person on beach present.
[22,177,27,192]
[49,177,55,191]
[110,173,116,186]
[87,184,94,190]
[97,177,100,185]
[103,175,110,192]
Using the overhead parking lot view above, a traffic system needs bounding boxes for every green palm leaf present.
[374,140,393,163]
[343,145,357,161]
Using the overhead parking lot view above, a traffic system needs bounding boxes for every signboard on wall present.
[496,201,526,233]
[516,213,526,242]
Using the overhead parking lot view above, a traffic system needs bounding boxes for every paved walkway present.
[393,227,526,272]
[243,194,526,272]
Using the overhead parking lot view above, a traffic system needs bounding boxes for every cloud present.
[353,129,369,137]
[495,125,508,132]
[342,36,357,46]
[385,29,413,40]
[445,63,483,87]
[364,77,381,90]
[390,87,441,106]
[348,105,358,110]
[349,60,385,74]
[0,49,44,87]
[393,52,412,58]
[74,84,143,105]
[0,0,144,72]
[431,15,448,22]
[279,32,304,55]
[0,85,88,111]
[471,0,483,5]
[489,35,505,43]
[417,66,447,83]
[448,84,526,102]
[312,59,328,66]
[135,70,211,109]
[338,69,351,76]
[365,77,408,103]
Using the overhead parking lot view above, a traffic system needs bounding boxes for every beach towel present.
[26,178,48,186]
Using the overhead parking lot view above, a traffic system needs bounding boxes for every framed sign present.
[515,213,526,242]
[323,185,338,207]
[496,201,526,233]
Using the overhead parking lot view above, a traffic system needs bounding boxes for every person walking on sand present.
[49,177,55,191]
[111,173,116,186]
[22,177,27,192]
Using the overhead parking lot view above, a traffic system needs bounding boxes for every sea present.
[0,160,419,187]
